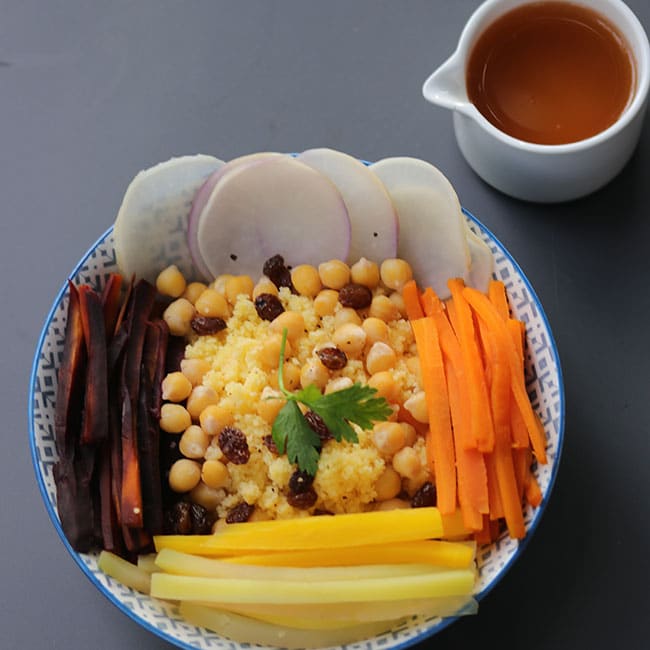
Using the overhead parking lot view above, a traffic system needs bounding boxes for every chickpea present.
[372,421,407,456]
[179,425,210,459]
[168,458,201,492]
[300,357,329,390]
[201,459,230,489]
[180,358,211,387]
[156,264,187,298]
[189,481,223,510]
[404,391,429,424]
[368,295,401,322]
[257,387,286,423]
[194,289,230,319]
[212,274,234,295]
[269,361,301,391]
[159,403,192,434]
[270,310,305,342]
[199,404,234,436]
[380,259,413,291]
[365,342,397,375]
[362,317,390,345]
[225,275,254,304]
[161,372,193,402]
[333,307,362,328]
[400,422,418,447]
[367,370,400,402]
[163,298,195,337]
[259,333,292,369]
[332,323,366,357]
[374,466,402,501]
[291,264,322,297]
[253,277,279,299]
[313,289,339,317]
[186,386,219,420]
[389,291,407,317]
[183,281,208,305]
[392,446,423,479]
[325,376,354,394]
[318,259,350,290]
[350,257,380,289]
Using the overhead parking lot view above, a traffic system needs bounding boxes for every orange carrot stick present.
[421,288,489,522]
[448,279,495,452]
[478,323,525,539]
[525,474,543,508]
[507,319,530,448]
[402,279,424,320]
[488,280,510,321]
[462,287,548,464]
[410,317,457,515]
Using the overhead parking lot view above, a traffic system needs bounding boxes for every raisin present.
[165,501,192,534]
[411,481,437,508]
[254,293,285,321]
[263,254,295,292]
[189,503,213,534]
[338,283,373,309]
[304,410,332,442]
[287,487,318,510]
[316,346,348,370]
[218,426,250,464]
[190,315,227,335]
[289,469,315,494]
[226,502,254,523]
[263,434,279,454]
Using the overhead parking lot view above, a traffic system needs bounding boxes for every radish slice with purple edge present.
[465,229,494,294]
[196,156,351,279]
[297,148,398,263]
[187,152,285,280]
[114,155,224,283]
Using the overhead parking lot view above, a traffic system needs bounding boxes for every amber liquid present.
[466,2,636,145]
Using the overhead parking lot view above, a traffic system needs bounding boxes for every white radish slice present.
[114,154,224,283]
[387,185,471,299]
[465,228,494,294]
[196,156,351,279]
[370,156,471,268]
[297,148,398,263]
[187,152,285,280]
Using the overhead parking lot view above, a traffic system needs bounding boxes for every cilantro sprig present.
[271,329,392,475]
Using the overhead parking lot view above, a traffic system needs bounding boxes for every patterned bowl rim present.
[29,209,565,650]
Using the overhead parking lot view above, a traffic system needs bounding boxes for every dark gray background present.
[3,1,649,648]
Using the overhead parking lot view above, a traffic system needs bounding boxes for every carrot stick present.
[410,317,457,514]
[402,279,424,320]
[420,287,488,521]
[477,323,525,539]
[525,474,543,508]
[462,287,548,464]
[484,452,504,520]
[513,447,530,502]
[488,280,510,321]
[506,319,529,448]
[448,279,495,452]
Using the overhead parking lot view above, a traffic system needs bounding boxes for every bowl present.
[29,209,564,650]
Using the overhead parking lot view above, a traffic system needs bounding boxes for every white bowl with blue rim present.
[29,208,564,650]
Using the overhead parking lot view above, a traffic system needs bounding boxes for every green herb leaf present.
[271,400,321,476]
[272,328,392,475]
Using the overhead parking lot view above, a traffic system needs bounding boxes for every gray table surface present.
[3,1,649,648]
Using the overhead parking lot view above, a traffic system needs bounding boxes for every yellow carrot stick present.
[224,540,476,569]
[151,568,476,604]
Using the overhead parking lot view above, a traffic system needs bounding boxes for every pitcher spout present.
[422,52,471,113]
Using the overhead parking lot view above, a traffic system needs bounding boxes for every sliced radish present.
[387,185,470,299]
[114,155,224,283]
[465,228,494,294]
[187,152,285,279]
[297,148,398,263]
[196,156,351,279]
